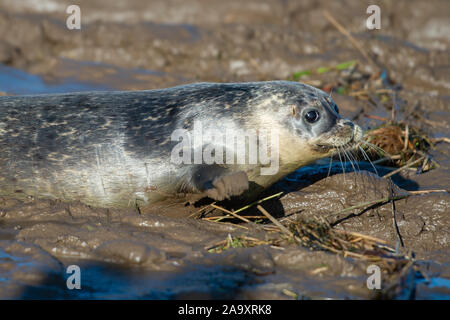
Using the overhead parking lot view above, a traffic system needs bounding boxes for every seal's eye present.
[304,110,320,123]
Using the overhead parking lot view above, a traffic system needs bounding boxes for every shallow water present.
[0,64,110,95]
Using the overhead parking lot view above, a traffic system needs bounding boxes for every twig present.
[363,114,389,122]
[350,89,393,97]
[368,93,385,111]
[188,202,215,218]
[322,10,378,69]
[391,91,397,122]
[328,188,445,226]
[310,266,329,275]
[330,194,409,219]
[282,289,299,299]
[432,137,450,144]
[203,219,249,230]
[372,155,401,165]
[210,204,251,223]
[403,124,409,151]
[256,205,294,238]
[205,215,268,221]
[334,229,388,244]
[407,189,448,195]
[200,191,283,223]
[423,119,448,128]
[233,191,284,215]
[382,156,425,178]
[389,178,404,249]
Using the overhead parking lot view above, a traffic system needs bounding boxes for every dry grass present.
[199,188,449,298]
[363,123,436,171]
[201,191,416,263]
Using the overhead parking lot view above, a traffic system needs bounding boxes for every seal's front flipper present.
[191,165,249,201]
[204,171,249,201]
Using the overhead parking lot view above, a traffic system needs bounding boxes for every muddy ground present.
[0,0,449,299]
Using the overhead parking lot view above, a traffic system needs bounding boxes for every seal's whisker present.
[347,146,364,185]
[342,147,357,174]
[336,146,346,181]
[360,140,386,155]
[350,148,361,170]
[357,145,382,195]
[327,156,333,178]
[346,146,361,173]
[343,147,360,187]
[359,145,379,176]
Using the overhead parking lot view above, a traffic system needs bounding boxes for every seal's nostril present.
[342,121,354,128]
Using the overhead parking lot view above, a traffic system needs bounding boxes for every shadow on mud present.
[18,262,254,300]
[279,161,420,192]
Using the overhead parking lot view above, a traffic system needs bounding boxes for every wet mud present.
[0,0,449,299]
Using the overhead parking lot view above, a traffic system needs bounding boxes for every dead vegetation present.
[199,190,425,299]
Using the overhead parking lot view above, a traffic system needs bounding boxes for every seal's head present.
[288,89,362,156]
[253,81,363,169]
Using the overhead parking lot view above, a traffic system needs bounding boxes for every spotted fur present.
[0,81,361,208]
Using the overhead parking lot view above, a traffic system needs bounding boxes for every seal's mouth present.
[312,122,363,154]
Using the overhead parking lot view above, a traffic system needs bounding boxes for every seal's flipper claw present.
[190,165,249,201]
[203,171,249,201]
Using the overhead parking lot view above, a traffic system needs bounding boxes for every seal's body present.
[0,81,362,208]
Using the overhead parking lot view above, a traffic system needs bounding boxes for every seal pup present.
[0,81,362,208]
